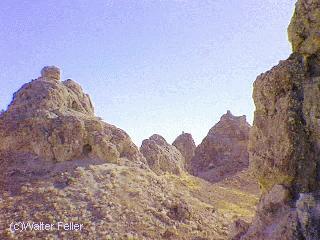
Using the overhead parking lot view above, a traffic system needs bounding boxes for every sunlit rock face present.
[172,132,196,171]
[140,134,185,175]
[236,1,320,239]
[0,66,144,164]
[288,0,320,57]
[250,0,320,195]
[41,66,61,80]
[190,111,250,182]
[248,54,317,194]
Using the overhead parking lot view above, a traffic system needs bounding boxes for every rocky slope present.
[172,132,196,171]
[140,134,185,175]
[0,67,259,239]
[190,111,250,183]
[236,0,320,239]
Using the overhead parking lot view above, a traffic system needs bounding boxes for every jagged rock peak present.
[190,111,250,182]
[172,132,196,170]
[149,134,167,145]
[219,110,247,124]
[41,66,61,80]
[288,0,320,56]
[140,134,185,175]
[6,66,94,117]
[209,110,250,136]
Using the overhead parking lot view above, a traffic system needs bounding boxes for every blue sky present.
[0,0,295,145]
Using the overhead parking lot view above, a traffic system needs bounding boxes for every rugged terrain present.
[190,111,250,183]
[235,0,320,239]
[172,132,196,171]
[2,1,317,239]
[0,67,259,240]
[140,134,185,175]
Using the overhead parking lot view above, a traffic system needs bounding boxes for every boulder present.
[140,134,185,175]
[172,132,196,170]
[41,66,61,80]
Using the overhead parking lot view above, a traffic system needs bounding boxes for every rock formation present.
[172,132,196,170]
[0,67,259,239]
[236,1,320,239]
[288,0,320,58]
[0,66,144,165]
[140,134,185,175]
[190,111,250,182]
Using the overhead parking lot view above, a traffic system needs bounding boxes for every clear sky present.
[1,0,296,146]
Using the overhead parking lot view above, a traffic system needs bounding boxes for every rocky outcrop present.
[288,0,320,78]
[0,67,260,240]
[248,54,316,193]
[238,185,320,240]
[140,134,185,175]
[237,1,320,239]
[0,66,144,165]
[288,0,320,58]
[172,132,196,170]
[190,111,250,182]
[250,0,320,195]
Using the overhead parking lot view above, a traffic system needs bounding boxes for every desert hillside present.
[2,0,320,239]
[0,66,259,240]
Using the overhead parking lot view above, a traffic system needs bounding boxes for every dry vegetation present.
[0,160,259,240]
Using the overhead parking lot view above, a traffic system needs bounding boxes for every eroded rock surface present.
[0,66,263,239]
[190,111,250,182]
[0,66,143,165]
[172,132,196,170]
[288,0,320,57]
[248,54,316,193]
[1,67,259,240]
[140,134,185,175]
[237,1,320,239]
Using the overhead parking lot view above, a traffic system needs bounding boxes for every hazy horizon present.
[0,0,295,145]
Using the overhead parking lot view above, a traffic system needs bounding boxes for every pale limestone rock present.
[288,0,320,57]
[140,134,185,175]
[239,185,298,240]
[257,184,291,211]
[41,66,61,80]
[248,54,317,193]
[190,111,250,182]
[0,67,259,240]
[239,1,320,239]
[0,67,144,164]
[172,132,196,170]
